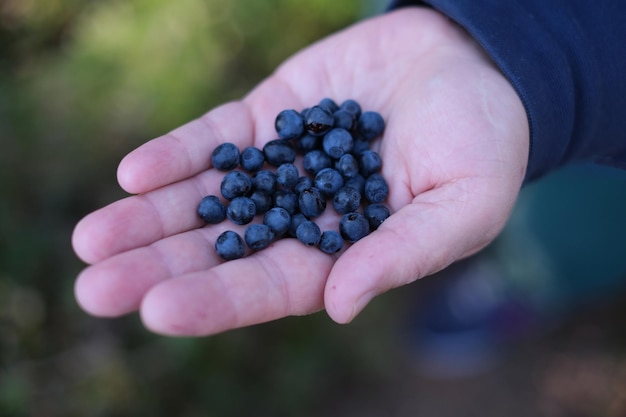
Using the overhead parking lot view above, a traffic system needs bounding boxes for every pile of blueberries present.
[197,98,391,261]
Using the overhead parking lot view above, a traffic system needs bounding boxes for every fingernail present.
[346,290,377,323]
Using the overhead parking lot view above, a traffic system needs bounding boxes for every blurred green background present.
[2,1,626,416]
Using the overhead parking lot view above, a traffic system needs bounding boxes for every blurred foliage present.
[0,0,366,290]
[3,1,626,416]
[0,1,405,416]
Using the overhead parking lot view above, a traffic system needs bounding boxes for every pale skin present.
[72,7,529,336]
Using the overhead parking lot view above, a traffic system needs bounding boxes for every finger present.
[117,101,254,194]
[139,238,334,336]
[72,168,225,264]
[324,178,514,324]
[74,207,339,319]
[74,220,235,317]
[116,73,316,197]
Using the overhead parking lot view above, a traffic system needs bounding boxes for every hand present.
[72,7,529,336]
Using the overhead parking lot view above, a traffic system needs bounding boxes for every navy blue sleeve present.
[387,0,626,182]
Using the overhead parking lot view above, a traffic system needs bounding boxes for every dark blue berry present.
[220,170,252,201]
[318,97,339,114]
[295,133,320,154]
[314,168,344,197]
[263,207,291,237]
[335,153,359,179]
[215,230,245,260]
[211,143,240,171]
[263,139,296,167]
[275,109,304,140]
[319,230,344,254]
[364,203,391,230]
[250,190,272,214]
[240,146,265,172]
[333,109,356,131]
[252,170,277,194]
[358,150,382,177]
[296,220,321,247]
[339,99,361,118]
[339,212,370,242]
[203,99,390,261]
[226,196,256,225]
[351,137,371,155]
[272,189,298,215]
[197,195,227,224]
[357,111,385,141]
[289,212,308,237]
[305,105,334,136]
[332,186,361,215]
[344,174,366,195]
[294,176,313,195]
[276,163,300,190]
[364,173,389,204]
[323,128,353,159]
[244,224,275,250]
[298,187,326,218]
[303,150,332,176]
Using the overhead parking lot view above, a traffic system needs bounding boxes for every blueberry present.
[203,99,389,260]
[263,139,296,167]
[226,196,256,225]
[211,142,240,171]
[357,111,385,141]
[289,212,308,237]
[364,173,389,203]
[298,187,326,218]
[250,189,272,214]
[296,220,322,247]
[220,170,252,201]
[335,153,359,179]
[339,212,370,243]
[319,230,344,254]
[295,133,320,154]
[244,224,275,250]
[333,109,356,131]
[318,97,339,114]
[252,170,278,194]
[197,195,227,224]
[272,189,298,215]
[305,105,334,136]
[275,109,304,140]
[276,163,300,190]
[364,203,391,230]
[344,174,366,195]
[339,99,362,118]
[358,150,382,177]
[240,146,265,172]
[303,149,332,176]
[263,207,291,237]
[323,128,353,159]
[215,230,245,260]
[314,167,344,197]
[293,176,313,195]
[333,186,361,215]
[351,136,371,155]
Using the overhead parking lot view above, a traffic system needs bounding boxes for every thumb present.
[324,178,514,324]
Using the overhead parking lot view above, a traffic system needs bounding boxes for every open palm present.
[72,7,529,336]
